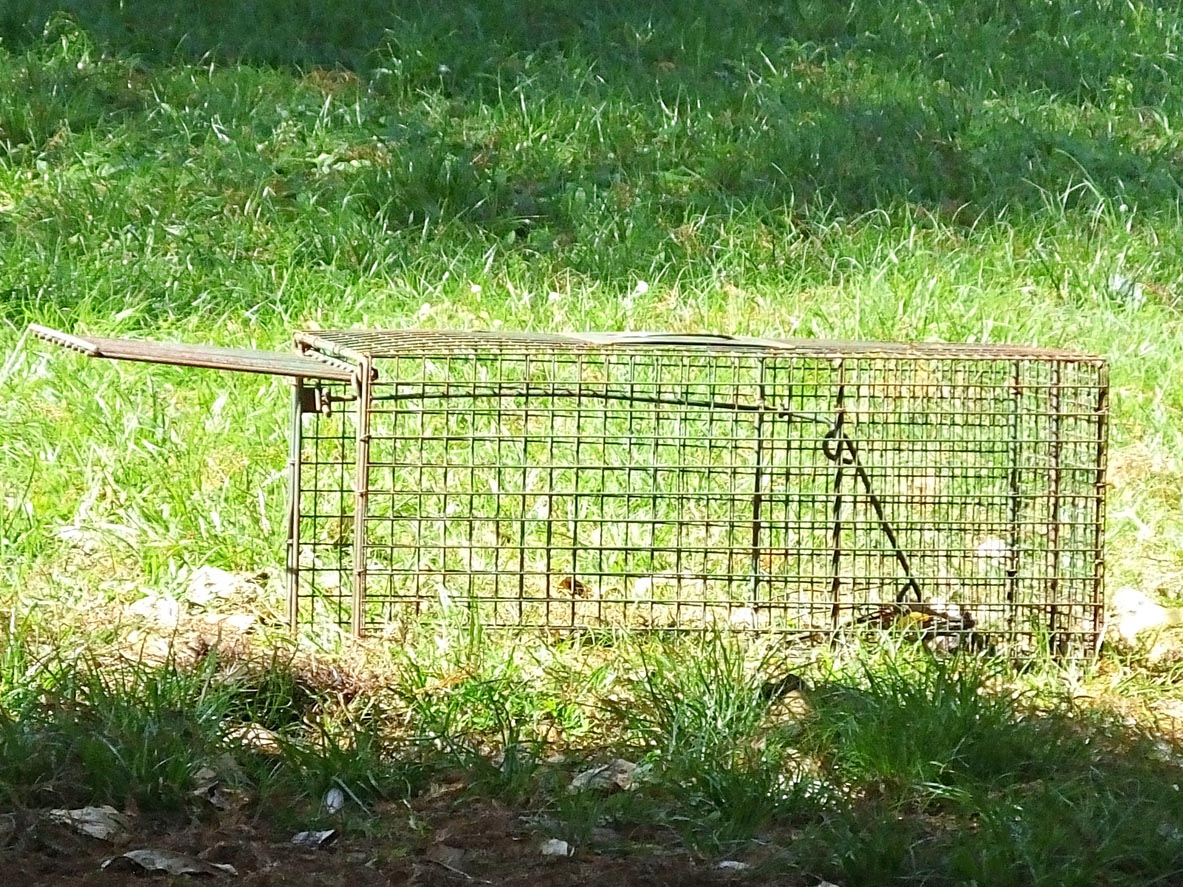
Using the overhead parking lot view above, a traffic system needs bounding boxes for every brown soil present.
[1,794,802,887]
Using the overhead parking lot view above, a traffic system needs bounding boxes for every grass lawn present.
[2,1,1183,883]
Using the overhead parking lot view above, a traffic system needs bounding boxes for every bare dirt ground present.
[3,793,785,887]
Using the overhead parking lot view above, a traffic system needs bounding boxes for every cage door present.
[28,324,355,382]
[30,323,362,635]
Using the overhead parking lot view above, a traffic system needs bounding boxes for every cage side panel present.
[356,347,1107,651]
[362,350,795,631]
[758,355,1045,640]
[293,381,358,630]
[358,351,957,634]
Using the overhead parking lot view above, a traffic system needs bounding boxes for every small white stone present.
[540,838,572,857]
[717,860,750,871]
[322,787,346,814]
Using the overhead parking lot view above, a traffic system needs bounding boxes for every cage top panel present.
[295,329,1102,364]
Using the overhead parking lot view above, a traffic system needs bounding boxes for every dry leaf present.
[291,829,337,849]
[191,766,248,811]
[717,860,750,871]
[569,758,643,793]
[47,806,132,842]
[102,848,237,877]
[226,723,282,754]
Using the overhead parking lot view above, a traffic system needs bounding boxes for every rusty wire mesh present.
[288,332,1108,655]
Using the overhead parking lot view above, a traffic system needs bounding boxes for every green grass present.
[2,1,1183,882]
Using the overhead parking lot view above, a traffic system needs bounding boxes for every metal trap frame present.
[31,326,1109,655]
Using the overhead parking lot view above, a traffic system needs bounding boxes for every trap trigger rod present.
[823,425,924,604]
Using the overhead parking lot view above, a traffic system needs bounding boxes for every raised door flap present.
[29,325,355,382]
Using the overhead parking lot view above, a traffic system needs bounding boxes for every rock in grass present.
[1110,586,1183,643]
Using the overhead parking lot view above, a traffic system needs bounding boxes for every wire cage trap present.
[31,327,1109,655]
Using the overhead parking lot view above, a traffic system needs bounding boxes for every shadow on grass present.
[2,624,1183,884]
[2,0,1181,224]
[583,640,1183,884]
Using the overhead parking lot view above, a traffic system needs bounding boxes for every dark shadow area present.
[2,0,1178,102]
[3,628,1183,885]
[2,1,1181,233]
